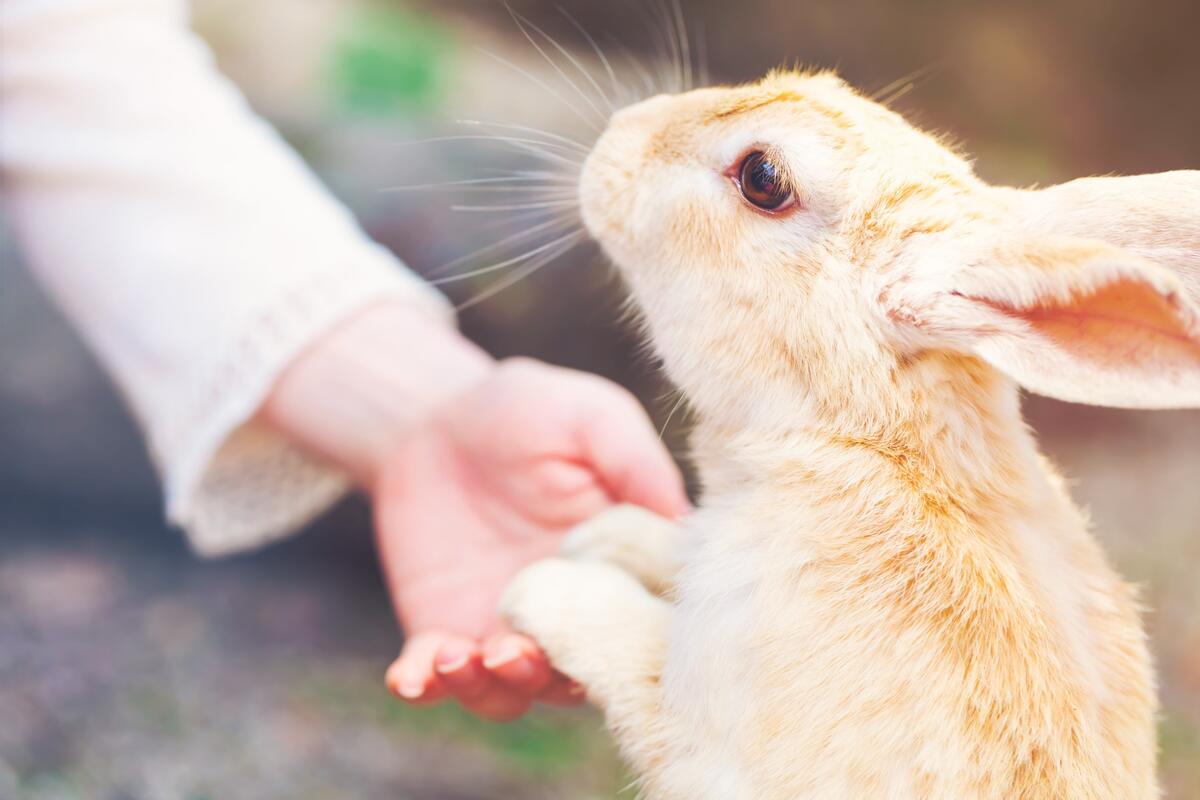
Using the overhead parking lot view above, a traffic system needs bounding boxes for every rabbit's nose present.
[579,128,643,243]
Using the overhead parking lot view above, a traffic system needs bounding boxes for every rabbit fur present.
[502,70,1200,800]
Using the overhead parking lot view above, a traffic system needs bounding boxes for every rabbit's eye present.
[737,151,794,212]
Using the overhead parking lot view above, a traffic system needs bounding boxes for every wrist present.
[259,299,493,486]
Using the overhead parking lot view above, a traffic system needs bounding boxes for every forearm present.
[259,302,494,487]
[0,0,455,552]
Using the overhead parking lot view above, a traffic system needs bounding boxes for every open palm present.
[375,359,687,720]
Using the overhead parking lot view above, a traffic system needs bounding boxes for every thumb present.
[574,382,690,519]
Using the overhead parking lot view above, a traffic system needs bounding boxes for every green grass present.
[295,664,628,785]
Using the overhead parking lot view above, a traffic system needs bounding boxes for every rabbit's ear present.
[1017,171,1200,305]
[917,236,1200,408]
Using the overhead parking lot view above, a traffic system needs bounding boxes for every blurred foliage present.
[326,5,455,115]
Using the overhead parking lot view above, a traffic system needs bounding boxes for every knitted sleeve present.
[0,0,452,555]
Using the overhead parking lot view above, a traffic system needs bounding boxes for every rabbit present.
[501,68,1200,800]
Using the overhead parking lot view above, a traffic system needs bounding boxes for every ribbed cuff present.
[162,262,450,557]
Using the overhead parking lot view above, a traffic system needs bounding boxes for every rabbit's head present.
[579,69,1200,432]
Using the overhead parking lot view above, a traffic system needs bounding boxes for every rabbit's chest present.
[656,521,771,799]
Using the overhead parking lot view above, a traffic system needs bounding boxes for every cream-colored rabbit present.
[502,69,1200,799]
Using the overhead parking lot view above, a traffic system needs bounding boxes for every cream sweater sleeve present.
[0,0,452,555]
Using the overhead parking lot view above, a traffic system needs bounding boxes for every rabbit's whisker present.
[489,141,583,170]
[381,176,573,193]
[645,0,687,93]
[669,0,693,92]
[455,230,587,311]
[479,48,603,134]
[658,390,689,441]
[693,15,710,87]
[452,200,578,212]
[870,63,942,104]
[473,206,576,235]
[426,187,578,195]
[385,184,577,197]
[506,6,615,116]
[557,6,624,106]
[612,38,658,100]
[880,82,916,106]
[494,174,573,183]
[457,120,592,153]
[433,227,583,286]
[496,171,573,183]
[484,167,577,183]
[639,1,677,94]
[429,214,578,278]
[397,134,582,159]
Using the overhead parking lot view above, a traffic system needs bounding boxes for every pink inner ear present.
[982,280,1200,371]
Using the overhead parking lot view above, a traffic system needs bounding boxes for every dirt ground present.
[0,505,627,800]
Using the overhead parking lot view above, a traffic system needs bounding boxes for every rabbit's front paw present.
[501,557,667,700]
[559,504,684,596]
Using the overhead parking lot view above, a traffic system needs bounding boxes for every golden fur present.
[502,70,1200,799]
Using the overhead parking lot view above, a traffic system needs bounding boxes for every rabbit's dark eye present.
[737,151,794,212]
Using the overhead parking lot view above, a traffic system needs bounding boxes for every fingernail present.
[482,646,522,671]
[397,679,425,699]
[435,653,470,674]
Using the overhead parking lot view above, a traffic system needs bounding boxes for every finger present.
[537,673,588,707]
[433,635,490,701]
[575,382,691,519]
[482,634,554,695]
[386,632,450,704]
[460,686,535,722]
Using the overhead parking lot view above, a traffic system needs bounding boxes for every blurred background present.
[1,0,1198,797]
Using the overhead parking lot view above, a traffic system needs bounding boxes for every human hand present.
[375,358,688,720]
[261,304,687,721]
